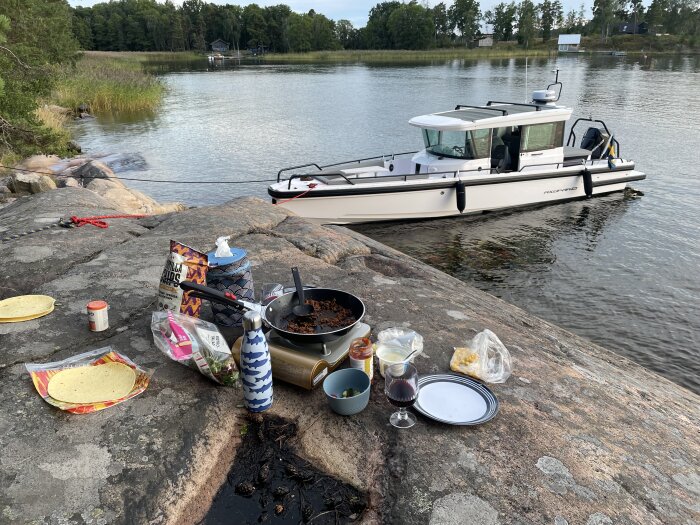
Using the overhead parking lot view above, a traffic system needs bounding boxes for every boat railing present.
[487,101,543,111]
[282,167,491,190]
[281,158,628,189]
[276,151,418,182]
[567,118,621,158]
[455,104,507,116]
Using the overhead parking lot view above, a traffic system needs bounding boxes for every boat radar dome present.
[532,89,557,104]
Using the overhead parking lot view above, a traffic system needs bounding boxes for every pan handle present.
[179,281,249,312]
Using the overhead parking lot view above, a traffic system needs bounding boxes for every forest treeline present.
[71,0,700,53]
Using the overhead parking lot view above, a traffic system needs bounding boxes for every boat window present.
[422,129,439,148]
[521,122,565,152]
[471,129,491,158]
[422,129,488,159]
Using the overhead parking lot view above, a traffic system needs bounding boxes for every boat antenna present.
[525,57,528,101]
[547,68,563,101]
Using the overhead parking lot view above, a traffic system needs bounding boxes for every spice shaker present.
[240,310,273,412]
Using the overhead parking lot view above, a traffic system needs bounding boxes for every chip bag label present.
[157,241,208,317]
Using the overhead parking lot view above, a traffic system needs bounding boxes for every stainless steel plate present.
[413,373,499,425]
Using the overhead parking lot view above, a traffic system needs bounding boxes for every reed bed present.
[82,50,201,62]
[52,54,166,113]
[261,47,556,63]
[34,105,70,132]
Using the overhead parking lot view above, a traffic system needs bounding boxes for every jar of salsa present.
[349,337,373,381]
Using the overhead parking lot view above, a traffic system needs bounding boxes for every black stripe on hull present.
[269,167,644,199]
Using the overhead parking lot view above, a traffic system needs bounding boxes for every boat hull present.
[270,169,645,225]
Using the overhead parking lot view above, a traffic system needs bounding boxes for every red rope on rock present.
[273,183,318,205]
[70,214,147,229]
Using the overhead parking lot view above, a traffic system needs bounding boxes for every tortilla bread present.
[0,304,55,323]
[48,362,136,404]
[0,295,55,320]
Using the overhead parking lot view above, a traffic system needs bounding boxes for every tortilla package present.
[25,347,152,414]
[157,240,208,317]
[151,311,239,386]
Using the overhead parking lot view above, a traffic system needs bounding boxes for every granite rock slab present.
[0,189,698,525]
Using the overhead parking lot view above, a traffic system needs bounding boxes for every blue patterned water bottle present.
[240,311,273,412]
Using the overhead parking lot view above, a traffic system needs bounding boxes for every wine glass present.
[384,362,419,428]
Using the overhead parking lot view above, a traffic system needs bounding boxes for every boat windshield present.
[422,129,490,159]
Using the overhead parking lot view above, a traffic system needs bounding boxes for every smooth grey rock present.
[10,172,57,194]
[0,188,698,525]
[57,177,81,188]
[429,493,500,525]
[74,160,117,183]
[86,176,126,192]
[586,513,613,525]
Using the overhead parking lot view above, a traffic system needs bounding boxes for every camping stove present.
[231,322,371,390]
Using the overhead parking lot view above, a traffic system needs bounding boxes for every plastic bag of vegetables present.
[151,311,239,386]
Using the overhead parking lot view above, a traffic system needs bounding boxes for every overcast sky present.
[68,0,599,28]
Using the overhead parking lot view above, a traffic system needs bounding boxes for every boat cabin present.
[406,90,579,175]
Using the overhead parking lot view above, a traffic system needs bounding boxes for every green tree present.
[517,0,539,46]
[387,1,435,49]
[486,2,518,41]
[287,11,311,51]
[335,19,355,49]
[264,5,292,53]
[71,7,93,50]
[365,2,402,48]
[308,10,338,50]
[242,3,268,49]
[539,0,563,41]
[0,0,79,159]
[431,2,453,46]
[0,14,8,97]
[182,0,206,50]
[449,0,481,45]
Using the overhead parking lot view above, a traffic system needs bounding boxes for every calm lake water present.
[71,55,700,394]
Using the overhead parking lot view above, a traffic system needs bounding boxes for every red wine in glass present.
[384,363,419,428]
[387,379,417,408]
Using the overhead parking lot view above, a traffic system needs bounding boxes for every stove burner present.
[268,330,332,356]
[266,323,371,367]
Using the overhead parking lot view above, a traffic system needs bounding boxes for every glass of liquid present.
[384,362,419,429]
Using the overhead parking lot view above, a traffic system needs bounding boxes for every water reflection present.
[354,193,633,286]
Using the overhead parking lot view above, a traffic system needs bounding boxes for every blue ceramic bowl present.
[323,368,371,416]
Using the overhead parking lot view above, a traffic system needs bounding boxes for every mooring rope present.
[0,164,279,185]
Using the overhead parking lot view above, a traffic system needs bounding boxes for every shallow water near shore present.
[70,55,700,394]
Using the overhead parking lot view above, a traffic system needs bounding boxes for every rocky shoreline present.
[0,183,698,524]
[1,153,184,215]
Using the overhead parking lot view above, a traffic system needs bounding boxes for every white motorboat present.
[268,73,645,224]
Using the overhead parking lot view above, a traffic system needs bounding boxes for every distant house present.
[476,34,494,48]
[210,39,230,53]
[558,34,581,52]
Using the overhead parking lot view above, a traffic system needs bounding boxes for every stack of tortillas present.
[47,363,136,404]
[0,295,55,323]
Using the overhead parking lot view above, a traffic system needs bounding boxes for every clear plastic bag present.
[450,329,512,383]
[151,311,239,386]
[376,327,424,355]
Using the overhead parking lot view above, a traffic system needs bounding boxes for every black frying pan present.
[180,281,365,344]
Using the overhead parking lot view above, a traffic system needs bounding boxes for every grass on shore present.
[260,47,556,63]
[82,50,201,62]
[34,105,70,131]
[51,53,167,113]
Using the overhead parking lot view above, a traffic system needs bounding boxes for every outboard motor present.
[580,127,609,159]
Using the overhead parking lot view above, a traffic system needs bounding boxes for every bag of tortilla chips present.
[157,240,208,317]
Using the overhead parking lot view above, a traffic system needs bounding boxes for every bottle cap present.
[243,310,263,331]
